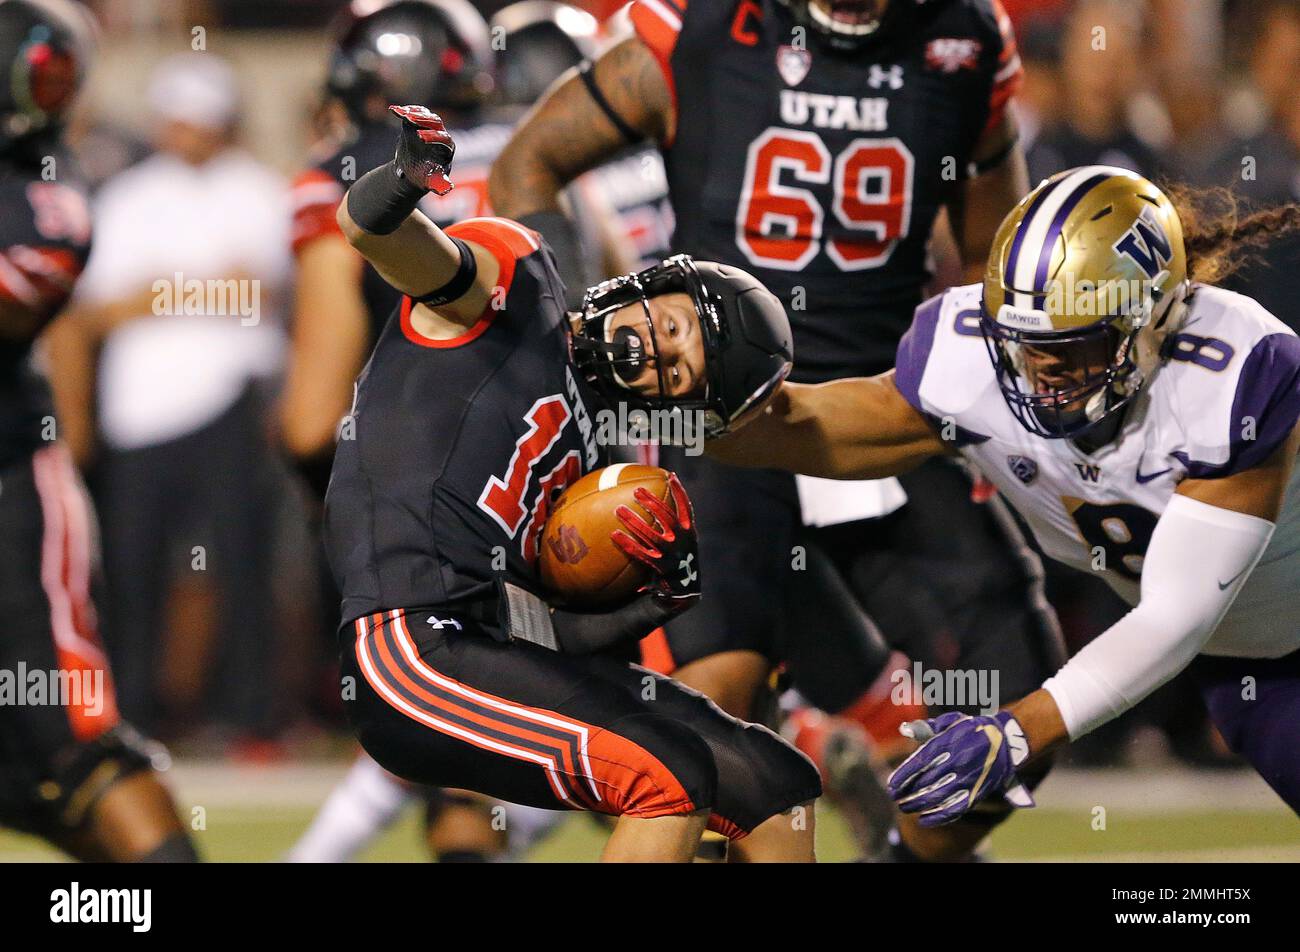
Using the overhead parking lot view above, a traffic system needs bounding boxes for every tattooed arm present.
[488,36,673,226]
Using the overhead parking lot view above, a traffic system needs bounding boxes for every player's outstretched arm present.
[487,36,672,291]
[489,37,671,219]
[707,371,948,479]
[947,110,1030,285]
[1028,425,1299,746]
[891,423,1300,827]
[337,106,498,328]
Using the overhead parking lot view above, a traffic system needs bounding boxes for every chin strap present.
[1105,278,1193,409]
[1161,279,1192,332]
[1140,278,1192,382]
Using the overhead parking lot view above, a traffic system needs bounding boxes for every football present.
[539,463,678,606]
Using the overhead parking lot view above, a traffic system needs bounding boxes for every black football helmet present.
[327,0,493,122]
[489,1,599,110]
[0,0,95,151]
[776,0,889,52]
[571,255,794,438]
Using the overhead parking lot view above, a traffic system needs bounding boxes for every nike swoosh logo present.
[1135,465,1172,484]
[1218,567,1249,590]
[971,725,1003,799]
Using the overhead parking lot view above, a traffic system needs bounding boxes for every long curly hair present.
[1165,184,1300,285]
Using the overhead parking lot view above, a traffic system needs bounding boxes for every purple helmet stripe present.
[1005,177,1066,308]
[1030,171,1111,309]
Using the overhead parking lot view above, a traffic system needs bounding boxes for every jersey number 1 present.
[736,129,914,272]
[478,395,582,562]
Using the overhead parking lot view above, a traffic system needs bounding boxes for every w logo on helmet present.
[1113,205,1172,279]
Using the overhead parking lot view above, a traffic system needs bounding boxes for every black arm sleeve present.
[345,161,426,235]
[551,593,687,655]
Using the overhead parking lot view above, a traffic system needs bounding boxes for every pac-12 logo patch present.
[777,45,812,86]
[1007,454,1038,485]
[924,38,982,73]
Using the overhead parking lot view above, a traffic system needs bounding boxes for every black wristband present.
[577,60,642,146]
[967,132,1020,178]
[412,235,478,306]
[345,160,427,235]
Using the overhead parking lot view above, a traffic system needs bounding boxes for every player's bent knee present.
[29,725,159,835]
[716,724,823,838]
[758,731,823,817]
[597,713,719,821]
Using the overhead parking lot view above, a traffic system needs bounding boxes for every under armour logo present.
[426,615,463,631]
[867,64,904,89]
[678,552,698,587]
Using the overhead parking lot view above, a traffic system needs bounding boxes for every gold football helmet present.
[981,165,1190,439]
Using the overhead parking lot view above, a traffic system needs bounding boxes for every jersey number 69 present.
[735,129,914,272]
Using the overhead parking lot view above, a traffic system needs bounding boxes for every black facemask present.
[569,255,793,439]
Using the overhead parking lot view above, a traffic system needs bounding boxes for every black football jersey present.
[323,217,605,628]
[291,116,516,345]
[0,152,92,468]
[631,0,1021,381]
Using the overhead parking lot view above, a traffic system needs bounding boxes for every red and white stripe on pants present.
[30,444,120,741]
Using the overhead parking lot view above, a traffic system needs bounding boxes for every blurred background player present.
[281,0,498,487]
[0,0,196,862]
[489,0,1064,862]
[492,1,675,279]
[51,50,291,748]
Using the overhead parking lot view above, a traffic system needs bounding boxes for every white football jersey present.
[895,283,1300,659]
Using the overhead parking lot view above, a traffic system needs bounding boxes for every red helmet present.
[0,0,96,150]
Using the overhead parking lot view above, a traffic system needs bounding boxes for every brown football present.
[539,464,677,607]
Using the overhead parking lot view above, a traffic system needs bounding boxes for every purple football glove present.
[887,711,1034,827]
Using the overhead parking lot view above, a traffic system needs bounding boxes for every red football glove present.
[388,104,455,196]
[611,473,700,604]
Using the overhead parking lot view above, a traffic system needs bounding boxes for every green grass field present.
[2,761,1297,862]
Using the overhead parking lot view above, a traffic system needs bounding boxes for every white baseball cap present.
[147,53,240,129]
